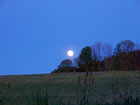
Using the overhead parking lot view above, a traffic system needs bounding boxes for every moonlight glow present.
[67,50,74,57]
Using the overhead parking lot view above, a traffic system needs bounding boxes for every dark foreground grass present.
[0,71,140,105]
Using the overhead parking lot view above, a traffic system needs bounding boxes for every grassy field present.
[0,71,140,105]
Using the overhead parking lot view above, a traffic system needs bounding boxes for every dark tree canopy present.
[114,40,135,55]
[58,59,73,68]
[78,46,92,65]
[53,40,140,73]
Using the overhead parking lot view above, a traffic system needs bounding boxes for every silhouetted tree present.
[92,42,103,71]
[135,43,140,50]
[102,43,113,71]
[78,46,92,88]
[92,42,102,61]
[58,59,73,68]
[53,40,140,73]
[114,40,135,55]
[78,46,92,66]
[78,46,92,74]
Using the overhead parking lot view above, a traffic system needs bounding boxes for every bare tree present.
[135,42,140,50]
[92,42,102,61]
[92,42,113,71]
[102,43,113,58]
[102,43,113,71]
[92,42,103,71]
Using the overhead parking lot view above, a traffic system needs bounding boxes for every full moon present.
[67,50,74,57]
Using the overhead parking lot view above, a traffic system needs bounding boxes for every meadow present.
[0,71,140,105]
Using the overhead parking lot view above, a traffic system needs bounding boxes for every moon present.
[67,50,74,57]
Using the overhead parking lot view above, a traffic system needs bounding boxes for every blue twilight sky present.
[0,0,140,75]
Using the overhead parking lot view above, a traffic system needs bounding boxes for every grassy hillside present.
[0,71,140,105]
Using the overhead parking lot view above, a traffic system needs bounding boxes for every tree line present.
[52,40,140,73]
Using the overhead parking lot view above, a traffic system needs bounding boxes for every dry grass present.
[0,71,140,105]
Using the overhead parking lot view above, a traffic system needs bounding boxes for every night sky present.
[0,0,140,75]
